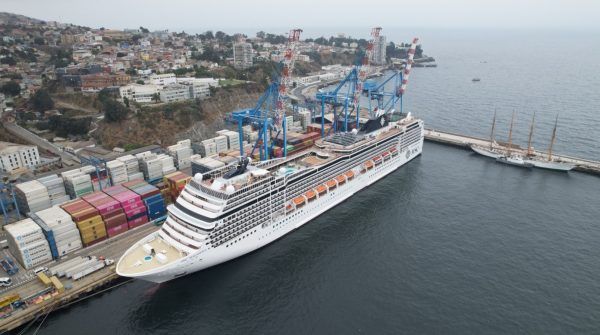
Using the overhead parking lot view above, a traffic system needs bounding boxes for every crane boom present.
[397,37,419,96]
[274,28,302,128]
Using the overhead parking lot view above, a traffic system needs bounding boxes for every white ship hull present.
[525,159,575,171]
[117,135,423,283]
[470,144,504,159]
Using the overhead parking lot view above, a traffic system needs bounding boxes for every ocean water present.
[22,29,600,334]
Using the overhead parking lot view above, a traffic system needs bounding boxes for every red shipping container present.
[107,222,129,237]
[61,200,90,214]
[102,185,128,196]
[112,190,141,205]
[105,212,127,228]
[121,200,145,212]
[128,215,149,229]
[102,208,125,220]
[82,191,108,203]
[71,207,100,222]
[124,205,146,218]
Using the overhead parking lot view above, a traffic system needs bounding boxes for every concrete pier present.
[424,128,600,175]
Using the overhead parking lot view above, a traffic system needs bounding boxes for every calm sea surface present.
[24,29,600,334]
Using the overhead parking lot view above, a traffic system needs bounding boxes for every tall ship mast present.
[524,114,575,171]
[526,112,535,156]
[470,111,506,159]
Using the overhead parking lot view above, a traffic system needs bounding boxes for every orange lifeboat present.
[344,170,354,180]
[305,190,317,202]
[382,151,391,160]
[390,148,398,156]
[316,184,327,195]
[365,161,374,170]
[335,175,346,185]
[326,179,337,190]
[293,196,305,207]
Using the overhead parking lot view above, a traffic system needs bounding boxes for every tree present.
[123,97,130,108]
[256,31,266,39]
[125,68,137,76]
[139,26,150,34]
[34,37,45,45]
[136,80,145,85]
[0,81,21,97]
[103,99,129,123]
[30,89,54,112]
[151,93,160,103]
[0,56,16,66]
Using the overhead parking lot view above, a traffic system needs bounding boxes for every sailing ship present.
[524,114,575,172]
[495,112,533,168]
[470,111,507,159]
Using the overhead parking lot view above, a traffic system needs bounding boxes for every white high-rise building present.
[233,42,253,70]
[0,142,40,173]
[372,35,387,65]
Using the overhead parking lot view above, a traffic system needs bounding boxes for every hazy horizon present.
[3,0,599,35]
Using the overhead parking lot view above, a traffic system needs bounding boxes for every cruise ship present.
[116,115,424,283]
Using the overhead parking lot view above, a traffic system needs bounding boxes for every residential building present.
[149,73,177,86]
[372,35,387,65]
[81,73,131,91]
[119,84,159,103]
[233,42,253,69]
[0,142,40,173]
[160,84,190,103]
[176,77,218,99]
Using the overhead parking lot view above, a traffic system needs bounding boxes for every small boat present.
[344,171,354,180]
[373,156,382,165]
[472,78,481,82]
[326,179,337,190]
[293,196,305,207]
[305,190,317,202]
[382,151,391,160]
[364,161,374,170]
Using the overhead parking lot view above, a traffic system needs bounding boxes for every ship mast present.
[548,114,559,161]
[526,112,535,156]
[507,111,515,156]
[489,111,497,150]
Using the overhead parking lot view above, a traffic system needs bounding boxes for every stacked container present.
[157,154,176,176]
[298,110,311,130]
[80,165,111,192]
[62,169,93,199]
[137,153,163,181]
[194,139,217,157]
[216,130,241,152]
[214,135,228,153]
[116,154,140,175]
[106,160,128,185]
[125,180,166,222]
[15,180,51,215]
[167,140,193,170]
[61,200,107,247]
[108,182,148,229]
[37,174,70,206]
[82,191,128,238]
[4,218,53,269]
[31,206,83,258]
[163,171,191,202]
[191,156,225,175]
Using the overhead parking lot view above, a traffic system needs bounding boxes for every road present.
[3,122,79,166]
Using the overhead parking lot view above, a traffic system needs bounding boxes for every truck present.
[71,261,105,281]
[0,257,18,276]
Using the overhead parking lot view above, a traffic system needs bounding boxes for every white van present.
[33,267,48,274]
[0,277,12,287]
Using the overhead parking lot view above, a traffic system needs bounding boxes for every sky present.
[3,0,599,36]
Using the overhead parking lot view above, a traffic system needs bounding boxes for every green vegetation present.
[30,89,54,112]
[98,88,129,123]
[48,115,91,137]
[0,80,21,97]
[218,79,246,87]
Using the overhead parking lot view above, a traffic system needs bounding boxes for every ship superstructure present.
[117,115,424,283]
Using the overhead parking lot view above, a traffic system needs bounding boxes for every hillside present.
[94,84,264,149]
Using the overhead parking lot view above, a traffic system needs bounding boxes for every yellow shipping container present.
[81,232,107,243]
[80,227,107,239]
[50,276,64,294]
[78,221,106,234]
[76,215,104,228]
[37,272,52,287]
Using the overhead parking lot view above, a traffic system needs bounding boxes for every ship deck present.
[116,235,184,275]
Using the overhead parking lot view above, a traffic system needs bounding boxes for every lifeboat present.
[390,148,398,156]
[326,179,337,190]
[365,161,374,170]
[293,196,305,207]
[335,175,346,185]
[344,170,354,180]
[305,190,317,202]
[373,155,382,165]
[316,184,327,195]
[382,151,391,161]
[286,203,295,212]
